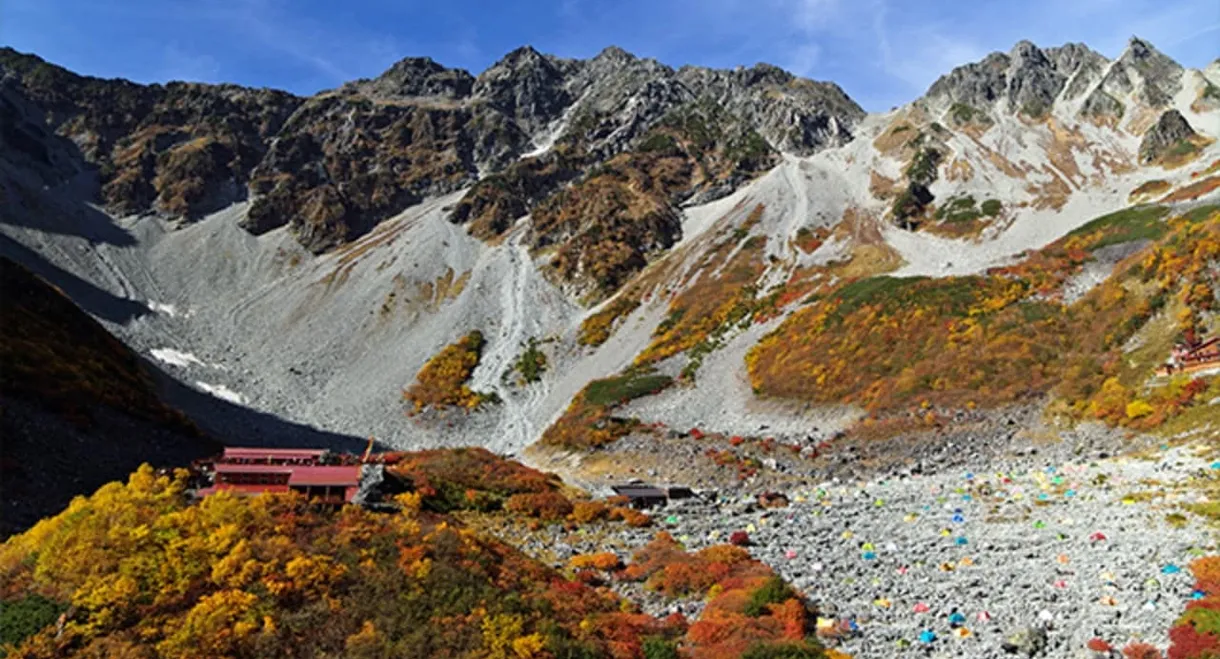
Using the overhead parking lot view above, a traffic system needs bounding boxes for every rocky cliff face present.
[0,48,300,219]
[1139,109,1199,163]
[0,45,862,257]
[923,37,1187,124]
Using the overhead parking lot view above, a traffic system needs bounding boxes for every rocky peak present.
[1044,42,1107,74]
[474,45,571,135]
[342,56,475,100]
[923,52,1011,113]
[592,45,637,66]
[1117,36,1183,82]
[1008,40,1041,60]
[924,37,1187,122]
[738,63,794,88]
[1124,37,1165,63]
[677,64,863,154]
[1003,41,1063,115]
[1046,43,1110,103]
[1082,35,1183,117]
[1138,109,1198,163]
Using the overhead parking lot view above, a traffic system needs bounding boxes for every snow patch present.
[151,348,207,369]
[195,381,247,405]
[148,301,183,317]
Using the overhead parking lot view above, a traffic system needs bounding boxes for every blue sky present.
[3,0,1217,111]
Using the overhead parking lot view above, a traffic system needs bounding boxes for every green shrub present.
[584,373,673,406]
[0,594,66,649]
[949,102,978,124]
[510,337,548,384]
[935,195,981,224]
[643,636,680,659]
[1065,205,1170,249]
[744,576,794,617]
[1168,139,1199,158]
[905,147,942,185]
[741,643,823,659]
[981,199,1002,217]
[637,133,680,155]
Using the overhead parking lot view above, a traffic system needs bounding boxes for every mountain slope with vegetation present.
[0,454,836,659]
[0,257,218,536]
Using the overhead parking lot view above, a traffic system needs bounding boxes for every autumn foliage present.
[0,465,829,659]
[636,205,767,371]
[386,447,564,514]
[621,534,824,658]
[1168,556,1220,659]
[747,205,1220,425]
[580,294,642,346]
[403,330,496,414]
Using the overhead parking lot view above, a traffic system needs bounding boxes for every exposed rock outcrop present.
[0,47,301,219]
[337,56,474,100]
[677,62,863,154]
[923,37,1187,124]
[2,44,863,256]
[1138,109,1198,163]
[1080,37,1183,120]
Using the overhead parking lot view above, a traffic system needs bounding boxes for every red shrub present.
[1123,642,1163,659]
[1169,623,1220,659]
[1088,638,1114,653]
[729,531,751,546]
[1177,378,1210,406]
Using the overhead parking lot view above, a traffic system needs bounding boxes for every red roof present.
[222,447,327,459]
[197,484,292,496]
[287,465,362,487]
[213,463,295,475]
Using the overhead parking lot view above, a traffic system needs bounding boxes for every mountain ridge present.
[1,35,1217,459]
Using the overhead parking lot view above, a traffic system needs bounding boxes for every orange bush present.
[570,501,611,524]
[569,552,622,571]
[609,507,652,528]
[611,533,820,658]
[504,491,575,521]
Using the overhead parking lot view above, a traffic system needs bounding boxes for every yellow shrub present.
[403,331,495,413]
[1125,399,1154,419]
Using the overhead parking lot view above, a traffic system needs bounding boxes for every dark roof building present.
[611,485,668,508]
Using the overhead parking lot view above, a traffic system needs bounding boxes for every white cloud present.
[160,43,221,83]
[231,0,352,82]
[871,0,984,98]
[786,42,822,75]
[793,0,841,31]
